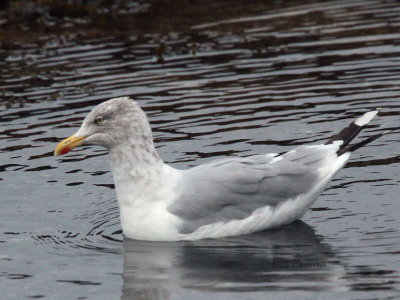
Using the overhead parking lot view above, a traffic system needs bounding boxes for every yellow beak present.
[54,134,86,156]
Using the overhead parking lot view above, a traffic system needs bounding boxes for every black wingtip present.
[338,129,392,155]
[326,108,382,154]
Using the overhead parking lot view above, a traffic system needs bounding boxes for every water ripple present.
[1,0,400,298]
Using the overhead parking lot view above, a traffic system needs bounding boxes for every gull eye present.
[94,116,104,125]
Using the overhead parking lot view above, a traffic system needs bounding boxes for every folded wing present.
[169,144,341,234]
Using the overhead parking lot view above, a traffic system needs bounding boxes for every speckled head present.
[54,97,153,156]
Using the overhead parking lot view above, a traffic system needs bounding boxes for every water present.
[1,0,400,299]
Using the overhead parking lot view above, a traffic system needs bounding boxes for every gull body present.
[54,97,386,241]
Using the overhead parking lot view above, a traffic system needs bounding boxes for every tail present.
[326,108,389,155]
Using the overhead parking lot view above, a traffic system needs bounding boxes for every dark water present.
[1,0,400,299]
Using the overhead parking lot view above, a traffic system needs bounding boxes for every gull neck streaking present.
[54,97,389,241]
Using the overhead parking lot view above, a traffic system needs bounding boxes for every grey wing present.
[169,145,339,234]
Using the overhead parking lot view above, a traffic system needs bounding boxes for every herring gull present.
[54,97,389,241]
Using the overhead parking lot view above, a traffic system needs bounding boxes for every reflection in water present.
[1,0,400,298]
[122,221,346,299]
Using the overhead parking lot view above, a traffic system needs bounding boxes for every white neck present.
[108,141,182,240]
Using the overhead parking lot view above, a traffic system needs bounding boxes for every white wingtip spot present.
[354,108,381,126]
[333,140,344,146]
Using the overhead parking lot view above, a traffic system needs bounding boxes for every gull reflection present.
[122,221,347,300]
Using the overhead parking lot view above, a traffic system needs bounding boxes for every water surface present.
[1,0,400,299]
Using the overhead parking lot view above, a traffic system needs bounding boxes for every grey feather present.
[168,145,338,234]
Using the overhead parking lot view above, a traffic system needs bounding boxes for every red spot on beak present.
[54,134,86,156]
[60,147,71,155]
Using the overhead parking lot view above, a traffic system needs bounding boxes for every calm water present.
[1,0,400,299]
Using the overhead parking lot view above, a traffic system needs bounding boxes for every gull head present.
[54,97,152,156]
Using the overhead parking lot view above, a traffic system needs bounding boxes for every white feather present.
[354,108,381,126]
